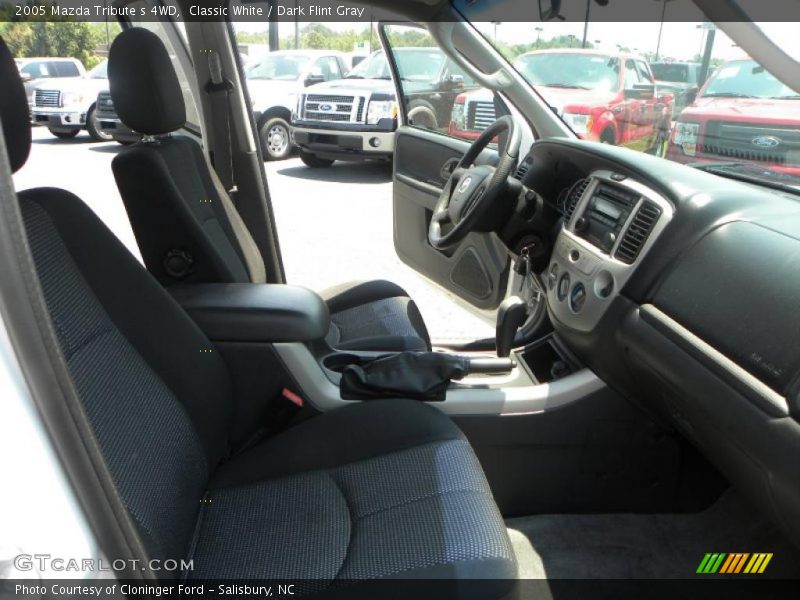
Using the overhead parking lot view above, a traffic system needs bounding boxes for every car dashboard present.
[516,138,800,546]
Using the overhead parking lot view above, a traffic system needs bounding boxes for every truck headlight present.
[673,122,699,156]
[61,92,85,107]
[367,100,397,125]
[562,112,593,136]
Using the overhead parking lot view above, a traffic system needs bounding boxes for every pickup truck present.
[29,60,112,141]
[16,57,85,106]
[291,48,473,167]
[489,49,674,153]
[667,58,800,177]
[245,49,350,160]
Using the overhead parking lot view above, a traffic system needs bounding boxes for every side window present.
[624,59,641,90]
[53,62,81,77]
[383,23,499,138]
[324,57,342,81]
[21,62,48,78]
[636,61,653,84]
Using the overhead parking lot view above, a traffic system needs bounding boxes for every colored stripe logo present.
[697,553,773,574]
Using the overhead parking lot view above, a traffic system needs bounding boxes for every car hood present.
[534,85,619,113]
[31,76,108,95]
[682,96,800,122]
[304,78,396,96]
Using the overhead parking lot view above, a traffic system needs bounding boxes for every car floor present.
[506,491,800,579]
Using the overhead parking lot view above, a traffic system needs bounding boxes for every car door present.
[620,59,645,147]
[636,60,659,145]
[382,24,512,313]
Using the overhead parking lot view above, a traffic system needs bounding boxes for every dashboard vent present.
[564,178,590,221]
[615,201,662,264]
[514,157,533,180]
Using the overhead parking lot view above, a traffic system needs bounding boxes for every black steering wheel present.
[428,115,521,250]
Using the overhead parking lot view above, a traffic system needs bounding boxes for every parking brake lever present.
[496,296,528,358]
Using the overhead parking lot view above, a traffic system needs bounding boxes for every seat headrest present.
[0,37,32,173]
[109,28,186,136]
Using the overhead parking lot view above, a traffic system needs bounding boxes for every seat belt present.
[205,51,236,194]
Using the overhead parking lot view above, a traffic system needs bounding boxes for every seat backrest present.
[1,36,234,566]
[108,27,266,287]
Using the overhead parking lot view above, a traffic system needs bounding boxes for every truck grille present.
[466,100,497,131]
[302,94,366,123]
[700,121,800,166]
[34,89,61,108]
[95,91,117,118]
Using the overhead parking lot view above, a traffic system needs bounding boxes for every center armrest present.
[170,284,330,343]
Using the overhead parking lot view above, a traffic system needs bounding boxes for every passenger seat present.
[108,28,430,353]
[0,36,516,594]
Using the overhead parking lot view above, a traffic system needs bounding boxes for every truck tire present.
[48,127,80,139]
[260,117,293,161]
[299,151,334,168]
[86,106,113,142]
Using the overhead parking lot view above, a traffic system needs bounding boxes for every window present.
[383,24,488,136]
[313,56,343,81]
[624,59,641,90]
[20,61,49,78]
[246,54,310,81]
[53,62,81,77]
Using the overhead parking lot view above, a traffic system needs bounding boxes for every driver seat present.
[108,28,430,352]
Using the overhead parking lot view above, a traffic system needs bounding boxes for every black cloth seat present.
[0,35,516,593]
[107,28,430,353]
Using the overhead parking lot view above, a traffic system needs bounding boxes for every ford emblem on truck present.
[318,103,334,112]
[751,136,782,148]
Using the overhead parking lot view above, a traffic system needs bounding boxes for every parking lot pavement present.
[13,128,493,342]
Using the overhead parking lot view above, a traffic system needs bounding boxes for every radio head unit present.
[574,182,638,253]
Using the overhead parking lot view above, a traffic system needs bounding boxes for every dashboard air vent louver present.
[514,157,533,180]
[564,178,590,221]
[615,201,662,264]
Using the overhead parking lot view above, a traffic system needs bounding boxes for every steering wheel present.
[428,115,521,250]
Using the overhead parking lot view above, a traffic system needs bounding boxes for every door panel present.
[393,127,511,311]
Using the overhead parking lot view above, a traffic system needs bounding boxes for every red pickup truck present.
[449,50,673,154]
[667,58,800,177]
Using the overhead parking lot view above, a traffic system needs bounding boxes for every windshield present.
[464,19,800,191]
[246,54,310,81]
[88,61,107,79]
[651,63,693,83]
[701,60,799,99]
[514,53,619,92]
[347,51,390,79]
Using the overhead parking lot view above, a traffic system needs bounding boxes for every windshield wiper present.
[345,75,365,79]
[689,162,800,194]
[768,95,800,99]
[702,92,757,98]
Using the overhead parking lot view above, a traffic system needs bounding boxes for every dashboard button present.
[557,273,570,302]
[569,282,587,313]
[569,249,580,263]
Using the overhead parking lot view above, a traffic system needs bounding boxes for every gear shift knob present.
[496,296,528,358]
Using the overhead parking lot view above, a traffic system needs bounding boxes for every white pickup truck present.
[29,60,112,141]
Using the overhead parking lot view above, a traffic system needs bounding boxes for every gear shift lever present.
[496,296,528,358]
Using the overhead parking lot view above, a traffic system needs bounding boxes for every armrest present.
[170,284,330,343]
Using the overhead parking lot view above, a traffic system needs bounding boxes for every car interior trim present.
[640,304,790,417]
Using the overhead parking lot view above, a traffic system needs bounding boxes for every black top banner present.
[1,0,799,23]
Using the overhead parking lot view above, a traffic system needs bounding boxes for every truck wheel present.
[48,127,80,139]
[86,107,114,142]
[260,117,293,161]
[299,151,334,168]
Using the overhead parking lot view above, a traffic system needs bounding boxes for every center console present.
[547,170,674,332]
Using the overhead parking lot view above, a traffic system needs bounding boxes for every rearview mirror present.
[19,72,32,83]
[444,74,465,90]
[538,0,564,21]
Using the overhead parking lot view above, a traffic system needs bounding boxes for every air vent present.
[615,201,662,264]
[514,157,533,180]
[564,178,590,221]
